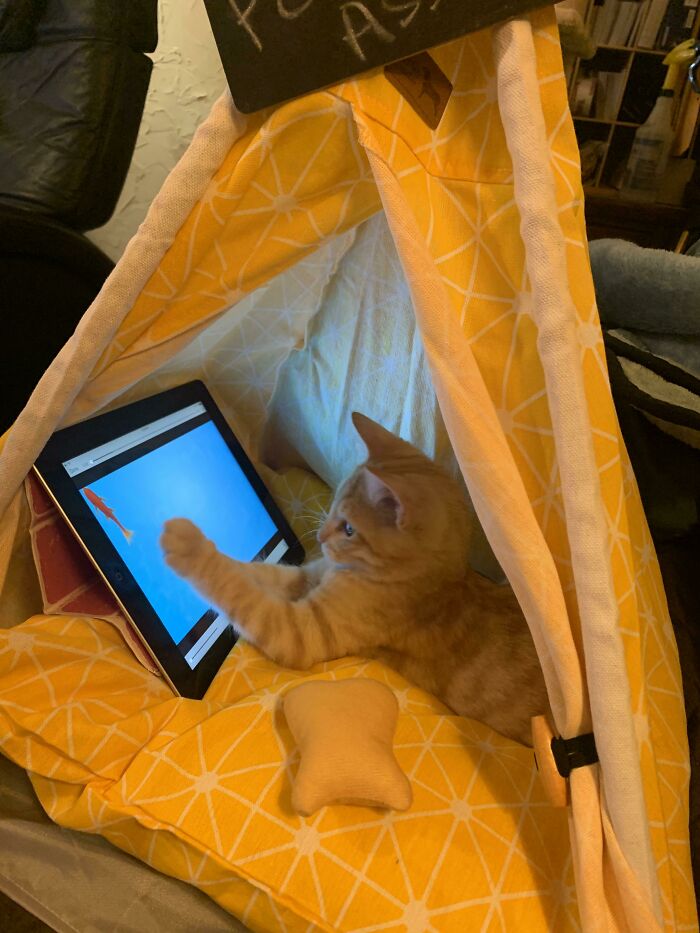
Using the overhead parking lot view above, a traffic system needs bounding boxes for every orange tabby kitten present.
[161,414,548,744]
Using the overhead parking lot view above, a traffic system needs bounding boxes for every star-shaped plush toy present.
[284,679,413,816]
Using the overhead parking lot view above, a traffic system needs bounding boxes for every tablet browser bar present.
[63,403,206,478]
[184,615,230,669]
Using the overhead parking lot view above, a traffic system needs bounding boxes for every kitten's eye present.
[342,521,355,537]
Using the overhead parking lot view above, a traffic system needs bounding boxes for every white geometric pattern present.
[0,615,579,932]
[0,6,694,931]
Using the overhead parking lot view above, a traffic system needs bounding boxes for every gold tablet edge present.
[31,465,181,697]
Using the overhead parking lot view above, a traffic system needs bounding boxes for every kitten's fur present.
[161,414,548,745]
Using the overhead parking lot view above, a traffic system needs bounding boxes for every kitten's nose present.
[317,524,330,544]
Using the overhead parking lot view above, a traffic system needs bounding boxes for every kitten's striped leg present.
[161,519,340,668]
[243,556,328,599]
[160,518,323,599]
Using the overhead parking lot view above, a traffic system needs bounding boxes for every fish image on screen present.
[79,420,277,661]
[82,488,134,542]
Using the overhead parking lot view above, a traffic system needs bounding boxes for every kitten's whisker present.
[294,510,325,524]
[291,509,330,540]
[298,527,322,545]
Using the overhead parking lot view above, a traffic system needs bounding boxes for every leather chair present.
[0,0,158,432]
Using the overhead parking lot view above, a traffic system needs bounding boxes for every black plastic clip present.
[550,732,599,778]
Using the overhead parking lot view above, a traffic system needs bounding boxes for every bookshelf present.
[567,0,700,201]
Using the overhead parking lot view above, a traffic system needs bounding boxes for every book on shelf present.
[571,66,627,119]
[579,139,608,185]
[572,74,597,116]
[590,0,648,45]
[596,69,628,118]
[591,0,620,43]
[636,0,671,46]
[628,0,651,44]
[610,0,646,44]
[657,0,698,50]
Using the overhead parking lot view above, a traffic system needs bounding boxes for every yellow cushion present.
[0,614,579,931]
[284,679,412,815]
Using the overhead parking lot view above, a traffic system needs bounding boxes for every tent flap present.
[0,6,695,930]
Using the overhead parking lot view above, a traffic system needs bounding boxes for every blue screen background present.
[79,421,276,645]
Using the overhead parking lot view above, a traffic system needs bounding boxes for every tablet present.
[33,381,304,699]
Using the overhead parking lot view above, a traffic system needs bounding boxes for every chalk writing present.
[206,0,546,112]
[341,4,395,61]
[381,1,421,30]
[226,0,448,59]
[226,0,262,51]
[277,0,315,19]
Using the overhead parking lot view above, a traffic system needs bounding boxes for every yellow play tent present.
[0,9,696,932]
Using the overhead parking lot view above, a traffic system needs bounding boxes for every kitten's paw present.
[161,518,209,577]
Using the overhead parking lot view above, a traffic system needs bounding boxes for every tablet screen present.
[62,401,288,671]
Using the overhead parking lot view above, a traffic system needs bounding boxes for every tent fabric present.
[0,7,695,931]
[262,210,504,582]
[493,19,660,925]
[0,613,580,932]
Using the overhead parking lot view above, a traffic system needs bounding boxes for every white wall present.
[88,0,226,261]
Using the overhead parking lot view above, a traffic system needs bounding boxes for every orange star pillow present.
[284,679,412,816]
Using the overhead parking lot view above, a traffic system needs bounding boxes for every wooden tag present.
[384,52,452,129]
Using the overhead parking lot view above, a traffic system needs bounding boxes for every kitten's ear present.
[363,468,406,528]
[351,412,416,461]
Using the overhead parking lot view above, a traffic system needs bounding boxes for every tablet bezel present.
[33,380,305,699]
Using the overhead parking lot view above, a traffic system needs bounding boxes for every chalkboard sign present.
[203,0,551,114]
